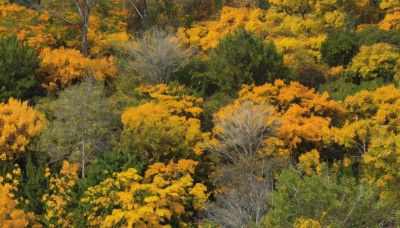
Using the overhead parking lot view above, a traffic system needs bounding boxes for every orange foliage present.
[379,8,400,30]
[39,47,117,90]
[0,1,56,50]
[0,165,41,227]
[0,99,43,160]
[237,80,345,156]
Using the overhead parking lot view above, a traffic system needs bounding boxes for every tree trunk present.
[73,0,90,56]
[81,21,89,56]
[82,139,86,178]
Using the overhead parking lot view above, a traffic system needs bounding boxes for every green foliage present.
[319,77,389,101]
[265,167,393,227]
[203,29,289,96]
[321,32,359,67]
[38,80,119,178]
[287,49,328,88]
[173,57,213,96]
[0,35,41,101]
[82,149,144,188]
[19,153,49,215]
[357,27,400,47]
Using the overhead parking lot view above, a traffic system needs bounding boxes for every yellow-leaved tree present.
[328,85,400,201]
[177,6,343,61]
[41,161,79,227]
[0,98,43,160]
[120,84,204,163]
[81,159,208,227]
[346,43,400,83]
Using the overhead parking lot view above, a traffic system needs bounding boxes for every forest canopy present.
[0,0,400,227]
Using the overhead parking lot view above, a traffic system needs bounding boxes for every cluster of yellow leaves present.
[237,80,345,156]
[329,85,400,155]
[364,135,400,200]
[81,159,208,227]
[42,161,79,227]
[294,218,322,228]
[86,0,131,57]
[39,47,117,90]
[0,165,41,227]
[133,84,203,117]
[177,6,344,60]
[380,0,400,9]
[0,98,43,160]
[346,43,400,81]
[298,150,325,175]
[121,84,204,162]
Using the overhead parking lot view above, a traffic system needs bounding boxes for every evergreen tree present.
[0,36,41,101]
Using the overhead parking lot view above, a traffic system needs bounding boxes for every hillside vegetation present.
[0,0,400,226]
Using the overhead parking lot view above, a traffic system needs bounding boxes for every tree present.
[265,167,392,227]
[30,0,95,56]
[327,85,400,205]
[321,32,359,67]
[205,157,285,228]
[209,100,280,163]
[38,80,117,178]
[269,0,312,18]
[346,43,400,83]
[119,84,203,163]
[41,160,79,226]
[204,100,287,227]
[328,85,400,155]
[319,77,388,101]
[0,36,41,101]
[380,0,400,9]
[0,98,43,161]
[238,80,345,158]
[205,29,289,96]
[127,28,192,84]
[286,48,328,88]
[0,165,40,227]
[357,27,400,47]
[38,47,117,91]
[81,159,208,227]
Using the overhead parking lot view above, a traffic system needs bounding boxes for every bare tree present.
[210,100,279,164]
[204,100,285,227]
[38,80,118,178]
[127,28,192,84]
[205,157,288,228]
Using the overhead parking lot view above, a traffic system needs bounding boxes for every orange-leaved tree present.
[0,98,43,161]
[0,164,41,227]
[39,47,117,90]
[231,79,345,158]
